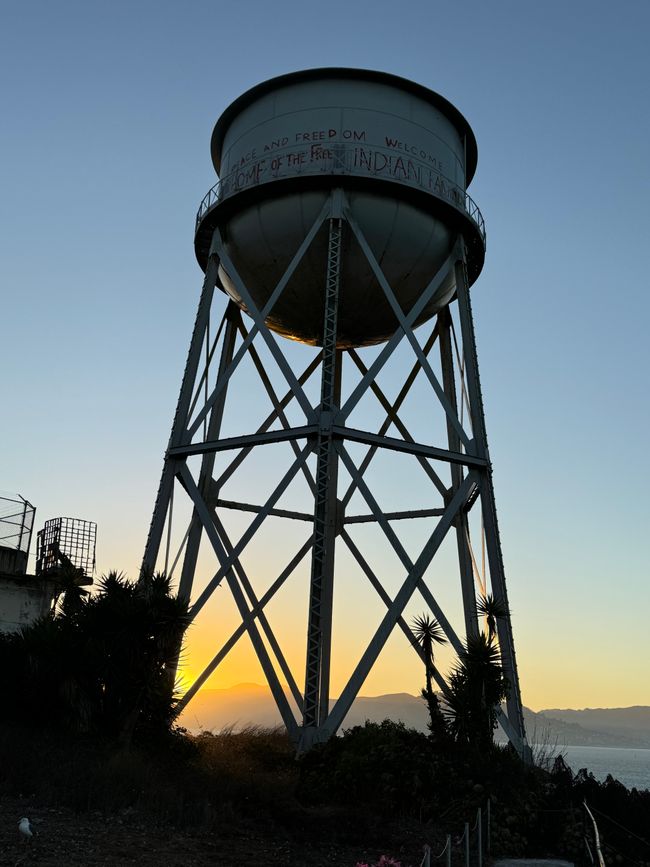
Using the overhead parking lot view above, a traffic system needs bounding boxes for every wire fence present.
[0,493,35,554]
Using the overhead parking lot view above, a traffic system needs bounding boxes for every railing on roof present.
[195,142,486,245]
[0,493,35,554]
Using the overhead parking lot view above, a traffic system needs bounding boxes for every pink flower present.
[355,856,402,867]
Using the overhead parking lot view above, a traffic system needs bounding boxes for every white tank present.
[195,68,485,348]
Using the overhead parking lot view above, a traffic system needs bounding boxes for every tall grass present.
[0,722,296,829]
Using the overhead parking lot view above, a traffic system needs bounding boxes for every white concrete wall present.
[0,577,52,633]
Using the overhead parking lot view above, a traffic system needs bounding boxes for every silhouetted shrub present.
[0,570,188,744]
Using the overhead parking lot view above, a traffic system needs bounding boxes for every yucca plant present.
[443,632,509,750]
[476,592,508,642]
[412,613,448,741]
[0,570,189,746]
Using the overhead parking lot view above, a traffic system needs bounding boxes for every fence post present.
[486,799,491,856]
[477,807,483,867]
[464,821,470,867]
[446,834,451,867]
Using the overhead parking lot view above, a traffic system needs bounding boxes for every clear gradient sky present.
[1,0,649,711]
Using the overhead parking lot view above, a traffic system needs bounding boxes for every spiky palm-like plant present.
[1,570,189,745]
[476,593,508,642]
[86,570,190,744]
[443,632,509,750]
[412,613,448,740]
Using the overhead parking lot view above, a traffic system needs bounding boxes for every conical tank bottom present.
[217,189,456,348]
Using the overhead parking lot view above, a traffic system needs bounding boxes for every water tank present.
[195,68,485,348]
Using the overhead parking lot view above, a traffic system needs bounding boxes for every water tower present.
[143,69,530,756]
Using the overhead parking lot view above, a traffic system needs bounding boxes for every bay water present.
[546,744,650,791]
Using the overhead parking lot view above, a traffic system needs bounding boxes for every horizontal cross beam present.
[332,425,486,469]
[344,507,446,524]
[215,498,314,522]
[169,425,318,458]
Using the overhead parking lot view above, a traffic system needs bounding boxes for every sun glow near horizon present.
[178,611,649,712]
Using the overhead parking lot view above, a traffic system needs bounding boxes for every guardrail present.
[584,801,606,866]
[418,802,489,867]
[195,142,486,245]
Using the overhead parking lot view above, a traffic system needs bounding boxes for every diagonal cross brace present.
[188,440,313,620]
[211,511,304,712]
[336,442,467,656]
[238,317,317,496]
[187,203,331,437]
[323,473,476,738]
[176,536,314,715]
[342,524,519,748]
[213,352,322,491]
[344,213,471,451]
[341,529,452,699]
[178,464,299,737]
[186,306,228,426]
[345,341,448,500]
[337,244,460,424]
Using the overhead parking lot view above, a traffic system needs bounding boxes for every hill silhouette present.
[177,683,650,747]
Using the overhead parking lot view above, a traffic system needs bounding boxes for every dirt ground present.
[0,795,426,867]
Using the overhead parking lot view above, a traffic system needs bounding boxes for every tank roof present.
[210,67,478,185]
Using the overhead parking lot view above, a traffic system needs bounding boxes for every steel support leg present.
[177,303,239,602]
[438,306,478,638]
[142,254,220,574]
[453,254,530,759]
[302,206,343,742]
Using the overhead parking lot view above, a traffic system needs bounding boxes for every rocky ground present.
[0,795,429,867]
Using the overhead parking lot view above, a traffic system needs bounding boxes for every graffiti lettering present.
[233,149,257,166]
[222,140,463,212]
[263,136,289,152]
[296,129,337,142]
[310,144,332,160]
[293,128,366,143]
[353,147,463,207]
[232,159,266,190]
[384,136,443,170]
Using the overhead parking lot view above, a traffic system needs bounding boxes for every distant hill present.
[177,683,650,748]
[538,707,650,748]
[178,684,430,733]
[521,707,650,749]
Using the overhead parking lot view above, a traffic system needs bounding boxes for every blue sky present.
[1,0,649,709]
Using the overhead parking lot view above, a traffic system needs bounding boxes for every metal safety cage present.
[35,517,96,582]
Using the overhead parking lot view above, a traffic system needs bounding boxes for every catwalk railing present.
[195,142,486,245]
